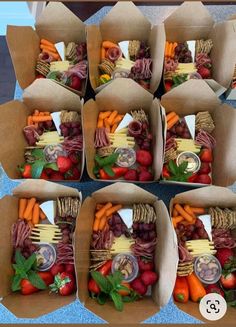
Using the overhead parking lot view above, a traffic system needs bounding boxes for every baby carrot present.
[172,216,183,228]
[93,217,100,232]
[166,111,177,122]
[190,207,206,214]
[41,39,55,48]
[184,205,196,219]
[97,118,104,128]
[102,41,119,49]
[107,111,118,125]
[96,204,104,211]
[105,204,122,217]
[32,115,52,122]
[99,111,111,120]
[113,114,124,124]
[19,199,27,219]
[111,123,118,133]
[40,44,58,54]
[98,216,107,230]
[32,203,40,225]
[174,204,193,223]
[165,41,169,57]
[26,209,33,221]
[23,198,36,220]
[172,208,179,217]
[39,208,46,220]
[167,115,179,130]
[95,202,113,219]
[27,116,33,126]
[168,43,173,58]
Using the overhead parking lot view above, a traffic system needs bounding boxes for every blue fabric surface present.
[2,3,236,324]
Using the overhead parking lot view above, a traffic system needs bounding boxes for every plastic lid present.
[194,254,222,284]
[36,243,56,271]
[112,253,139,282]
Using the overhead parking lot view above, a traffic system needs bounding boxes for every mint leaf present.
[90,271,112,293]
[44,162,59,171]
[112,271,123,286]
[103,165,115,177]
[110,290,123,311]
[97,292,108,305]
[27,271,47,290]
[15,250,25,268]
[168,160,178,175]
[23,253,37,272]
[11,274,22,292]
[178,161,188,174]
[12,264,28,279]
[31,160,45,179]
[31,148,45,159]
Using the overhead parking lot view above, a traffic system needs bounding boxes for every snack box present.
[75,182,178,323]
[0,78,84,181]
[86,1,165,94]
[160,79,236,187]
[6,2,87,96]
[83,78,164,182]
[163,1,236,91]
[0,179,82,318]
[170,186,236,323]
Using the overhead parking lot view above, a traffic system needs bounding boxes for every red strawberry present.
[139,171,153,181]
[65,264,75,275]
[140,271,158,286]
[69,153,79,164]
[195,174,211,184]
[188,173,198,183]
[50,263,65,276]
[216,248,234,268]
[138,258,154,272]
[205,284,224,297]
[57,156,72,173]
[220,273,236,290]
[44,168,54,176]
[124,169,138,181]
[50,172,65,180]
[200,149,213,163]
[65,167,81,180]
[165,80,173,92]
[50,272,75,296]
[136,150,153,166]
[40,170,48,180]
[130,277,147,296]
[70,75,81,90]
[197,66,211,79]
[198,162,211,174]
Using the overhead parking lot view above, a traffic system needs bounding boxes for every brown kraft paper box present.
[6,2,87,97]
[160,79,236,187]
[0,179,82,318]
[163,1,236,90]
[0,78,84,181]
[86,1,165,94]
[170,186,236,323]
[83,78,164,183]
[75,182,178,323]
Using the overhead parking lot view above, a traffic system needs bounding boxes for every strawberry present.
[205,284,224,297]
[40,170,48,180]
[138,258,154,272]
[137,166,148,173]
[70,75,81,90]
[124,169,138,181]
[44,168,54,176]
[65,167,81,180]
[50,263,65,276]
[216,248,234,268]
[50,272,75,296]
[197,66,211,79]
[162,165,170,178]
[198,162,211,174]
[200,149,213,163]
[50,172,65,180]
[165,80,173,92]
[65,264,75,275]
[188,173,198,183]
[195,174,211,184]
[140,271,158,286]
[130,277,147,296]
[220,273,236,290]
[136,150,153,166]
[69,153,79,164]
[57,156,72,173]
[139,171,153,181]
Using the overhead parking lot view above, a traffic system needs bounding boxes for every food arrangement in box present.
[19,109,83,180]
[11,196,81,296]
[164,39,213,92]
[172,203,236,306]
[93,109,154,181]
[162,110,215,184]
[88,202,158,311]
[36,38,87,92]
[97,40,152,90]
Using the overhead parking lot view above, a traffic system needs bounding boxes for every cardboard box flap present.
[0,101,29,178]
[153,200,178,307]
[212,103,236,187]
[95,78,153,112]
[164,1,214,42]
[210,20,236,89]
[172,186,236,208]
[23,79,83,112]
[205,79,227,97]
[35,2,86,44]
[161,79,221,115]
[6,25,40,90]
[100,1,151,42]
[12,180,82,201]
[92,182,157,204]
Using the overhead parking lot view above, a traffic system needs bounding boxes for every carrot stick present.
[190,207,206,214]
[168,43,173,58]
[40,44,57,54]
[95,202,113,219]
[172,42,178,57]
[184,205,196,219]
[39,208,46,220]
[99,111,111,120]
[26,209,33,221]
[98,216,107,230]
[173,208,179,217]
[172,216,183,228]
[19,199,27,219]
[113,114,123,124]
[111,123,118,133]
[167,115,179,130]
[93,217,100,232]
[43,111,50,115]
[107,111,118,125]
[97,118,104,128]
[42,50,60,60]
[32,115,52,122]
[174,204,193,223]
[23,198,36,220]
[166,111,177,122]
[105,204,122,217]
[165,42,169,57]
[32,203,40,225]
[40,39,55,48]
[27,116,33,125]
[96,204,104,211]
[102,41,119,49]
